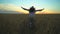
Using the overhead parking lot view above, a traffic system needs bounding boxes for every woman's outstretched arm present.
[35,8,44,11]
[21,7,29,11]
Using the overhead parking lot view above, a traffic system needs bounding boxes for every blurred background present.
[0,0,60,34]
[0,0,60,14]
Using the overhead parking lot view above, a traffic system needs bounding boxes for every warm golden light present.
[17,9,55,14]
[0,4,59,14]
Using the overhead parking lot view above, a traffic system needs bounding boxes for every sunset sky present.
[0,0,60,14]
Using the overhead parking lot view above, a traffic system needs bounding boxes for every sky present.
[0,0,60,14]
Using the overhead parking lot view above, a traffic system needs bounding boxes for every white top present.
[29,12,35,17]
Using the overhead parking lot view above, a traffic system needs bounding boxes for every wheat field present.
[0,14,60,34]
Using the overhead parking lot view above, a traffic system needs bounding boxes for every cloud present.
[0,4,29,14]
[0,4,21,11]
[0,4,59,14]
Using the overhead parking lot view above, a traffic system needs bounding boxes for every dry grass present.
[0,14,60,34]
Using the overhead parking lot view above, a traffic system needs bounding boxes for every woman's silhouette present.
[21,6,44,34]
[21,6,44,14]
